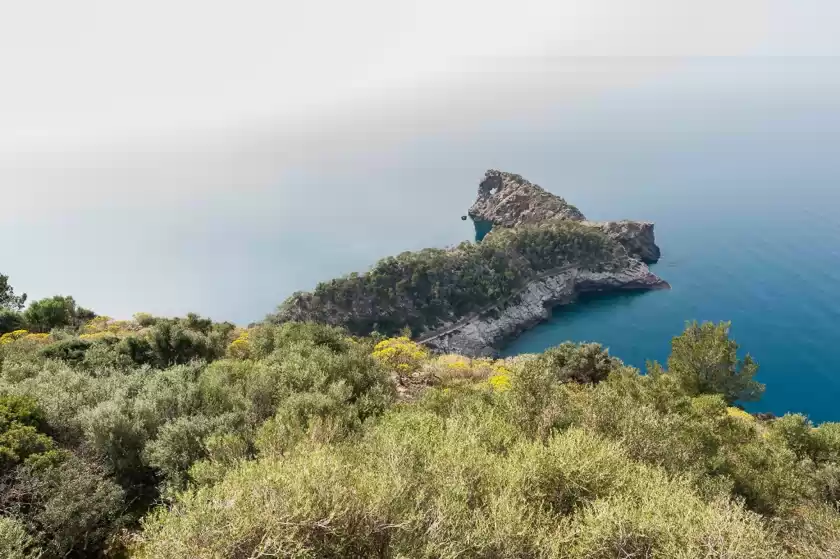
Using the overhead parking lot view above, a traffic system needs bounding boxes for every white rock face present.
[423,260,668,357]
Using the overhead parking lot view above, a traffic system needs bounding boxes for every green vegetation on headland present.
[272,219,626,337]
[3,273,840,557]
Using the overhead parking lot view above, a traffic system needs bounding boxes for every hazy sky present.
[3,2,840,322]
[2,1,840,149]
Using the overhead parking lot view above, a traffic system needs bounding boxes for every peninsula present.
[272,170,669,355]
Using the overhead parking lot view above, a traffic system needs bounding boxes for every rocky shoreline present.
[421,259,669,356]
[422,170,669,356]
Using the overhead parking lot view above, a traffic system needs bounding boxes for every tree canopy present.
[0,274,26,312]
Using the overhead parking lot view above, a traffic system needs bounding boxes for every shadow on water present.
[550,288,655,318]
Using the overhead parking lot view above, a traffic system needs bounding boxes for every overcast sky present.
[2,1,839,150]
[3,1,840,322]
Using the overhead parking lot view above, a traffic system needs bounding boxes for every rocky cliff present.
[468,170,587,226]
[585,220,661,264]
[469,170,661,263]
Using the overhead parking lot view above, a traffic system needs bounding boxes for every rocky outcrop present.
[584,220,661,264]
[468,170,586,227]
[421,259,668,357]
[468,170,661,264]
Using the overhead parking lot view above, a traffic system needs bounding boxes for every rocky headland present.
[469,170,661,263]
[272,170,668,356]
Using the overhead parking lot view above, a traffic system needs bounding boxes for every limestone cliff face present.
[421,259,668,357]
[469,170,661,264]
[468,170,586,227]
[584,220,661,264]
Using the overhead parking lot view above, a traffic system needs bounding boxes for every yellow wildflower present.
[228,330,252,359]
[488,373,512,392]
[726,407,755,422]
[0,330,30,345]
[371,336,429,373]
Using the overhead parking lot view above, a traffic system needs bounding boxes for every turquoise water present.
[503,181,840,423]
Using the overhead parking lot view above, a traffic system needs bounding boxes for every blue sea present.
[6,58,840,422]
[501,180,840,423]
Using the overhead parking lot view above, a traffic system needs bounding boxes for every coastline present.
[422,259,669,357]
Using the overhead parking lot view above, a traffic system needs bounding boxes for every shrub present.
[530,341,623,385]
[0,516,40,559]
[0,310,24,336]
[371,336,429,375]
[22,296,84,333]
[132,408,784,558]
[10,457,126,558]
[667,321,764,404]
[39,338,93,364]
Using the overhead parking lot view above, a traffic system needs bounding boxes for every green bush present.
[132,408,784,558]
[8,457,125,558]
[40,338,93,365]
[0,310,24,336]
[22,296,85,333]
[666,321,764,403]
[3,313,840,557]
[0,516,40,559]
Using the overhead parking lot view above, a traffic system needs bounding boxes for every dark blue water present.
[503,180,840,423]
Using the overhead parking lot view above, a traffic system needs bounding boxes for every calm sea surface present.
[501,180,840,423]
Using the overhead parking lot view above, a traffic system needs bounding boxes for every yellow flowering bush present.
[727,407,756,423]
[228,330,252,359]
[0,329,30,345]
[23,332,51,343]
[488,365,512,392]
[371,337,429,374]
[82,316,137,337]
[421,355,516,387]
[79,331,120,342]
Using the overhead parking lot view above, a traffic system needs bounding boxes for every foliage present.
[2,306,840,557]
[0,395,61,473]
[0,310,24,336]
[226,329,251,359]
[528,341,623,385]
[2,457,126,558]
[0,516,40,559]
[665,320,765,404]
[39,338,93,364]
[0,274,27,312]
[22,296,86,333]
[371,336,429,374]
[132,410,779,558]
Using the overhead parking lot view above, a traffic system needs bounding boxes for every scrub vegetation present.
[2,273,840,558]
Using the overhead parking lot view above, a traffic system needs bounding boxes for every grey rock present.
[584,220,661,264]
[468,170,661,263]
[468,170,586,226]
